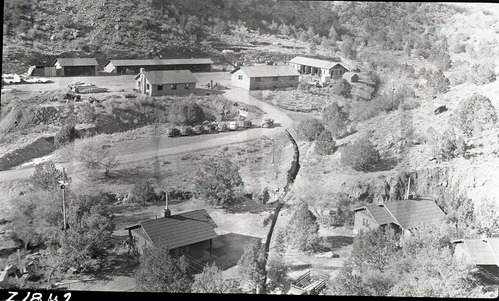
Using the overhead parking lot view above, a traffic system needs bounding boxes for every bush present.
[426,126,466,161]
[454,94,498,138]
[54,123,78,148]
[168,99,205,126]
[341,137,380,171]
[297,118,325,141]
[195,157,244,208]
[131,179,157,205]
[315,130,336,156]
[468,62,496,85]
[332,79,352,98]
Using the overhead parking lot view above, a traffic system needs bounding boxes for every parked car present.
[228,121,239,131]
[180,126,193,136]
[217,122,228,132]
[193,125,205,135]
[237,120,252,128]
[261,118,274,128]
[204,123,217,134]
[166,127,180,137]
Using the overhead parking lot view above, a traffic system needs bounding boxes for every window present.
[146,84,150,90]
[238,75,243,80]
[185,84,190,90]
[273,77,278,81]
[157,85,163,91]
[255,77,262,82]
[171,84,177,90]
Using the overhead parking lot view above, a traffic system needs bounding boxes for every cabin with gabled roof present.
[352,199,446,236]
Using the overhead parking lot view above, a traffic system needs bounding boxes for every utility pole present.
[271,138,275,164]
[58,168,69,231]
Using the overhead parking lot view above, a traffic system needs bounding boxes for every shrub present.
[297,118,325,141]
[332,78,352,98]
[195,157,244,208]
[315,130,336,156]
[168,99,205,126]
[341,137,380,171]
[131,179,157,205]
[468,62,496,85]
[54,123,78,148]
[426,126,466,161]
[454,94,498,138]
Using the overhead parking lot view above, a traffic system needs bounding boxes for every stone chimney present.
[163,191,171,217]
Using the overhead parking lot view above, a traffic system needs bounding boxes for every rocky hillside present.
[3,1,457,74]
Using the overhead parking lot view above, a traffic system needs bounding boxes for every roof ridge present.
[383,203,402,229]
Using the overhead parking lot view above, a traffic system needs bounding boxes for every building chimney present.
[164,191,171,217]
[140,68,145,74]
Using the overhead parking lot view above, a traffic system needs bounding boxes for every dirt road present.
[0,71,293,182]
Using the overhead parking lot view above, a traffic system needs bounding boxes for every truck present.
[261,118,274,128]
[179,126,193,136]
[217,122,228,132]
[228,121,239,131]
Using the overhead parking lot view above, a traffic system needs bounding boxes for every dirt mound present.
[0,136,55,171]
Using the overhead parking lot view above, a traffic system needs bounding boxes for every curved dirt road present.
[0,77,292,183]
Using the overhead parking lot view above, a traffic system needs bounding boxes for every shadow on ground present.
[321,235,354,250]
[370,156,399,172]
[207,232,261,271]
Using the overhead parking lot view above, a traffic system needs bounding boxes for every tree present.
[426,126,466,162]
[286,202,320,252]
[135,242,192,292]
[297,118,325,142]
[341,137,380,171]
[131,179,157,205]
[307,26,315,37]
[307,40,317,55]
[341,35,357,59]
[315,130,336,156]
[328,25,338,40]
[429,70,450,94]
[299,31,309,42]
[169,99,205,126]
[267,254,288,290]
[10,189,63,249]
[322,102,348,138]
[195,157,244,208]
[238,239,266,294]
[54,123,78,148]
[29,161,64,191]
[332,78,352,98]
[454,94,498,138]
[73,137,119,177]
[59,193,115,271]
[192,264,237,293]
[280,23,291,36]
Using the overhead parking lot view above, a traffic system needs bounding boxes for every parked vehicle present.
[217,122,228,132]
[180,126,193,136]
[166,127,180,137]
[193,125,205,135]
[204,123,217,134]
[237,120,252,128]
[228,121,239,131]
[261,118,274,128]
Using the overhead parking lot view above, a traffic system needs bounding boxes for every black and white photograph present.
[1,0,498,298]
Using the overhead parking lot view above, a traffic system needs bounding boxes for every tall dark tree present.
[238,239,267,294]
[322,102,348,138]
[286,202,320,252]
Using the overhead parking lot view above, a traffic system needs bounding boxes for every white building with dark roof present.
[134,69,197,96]
[289,56,349,79]
[103,58,213,74]
[230,65,300,90]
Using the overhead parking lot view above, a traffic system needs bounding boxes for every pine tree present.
[286,202,320,252]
